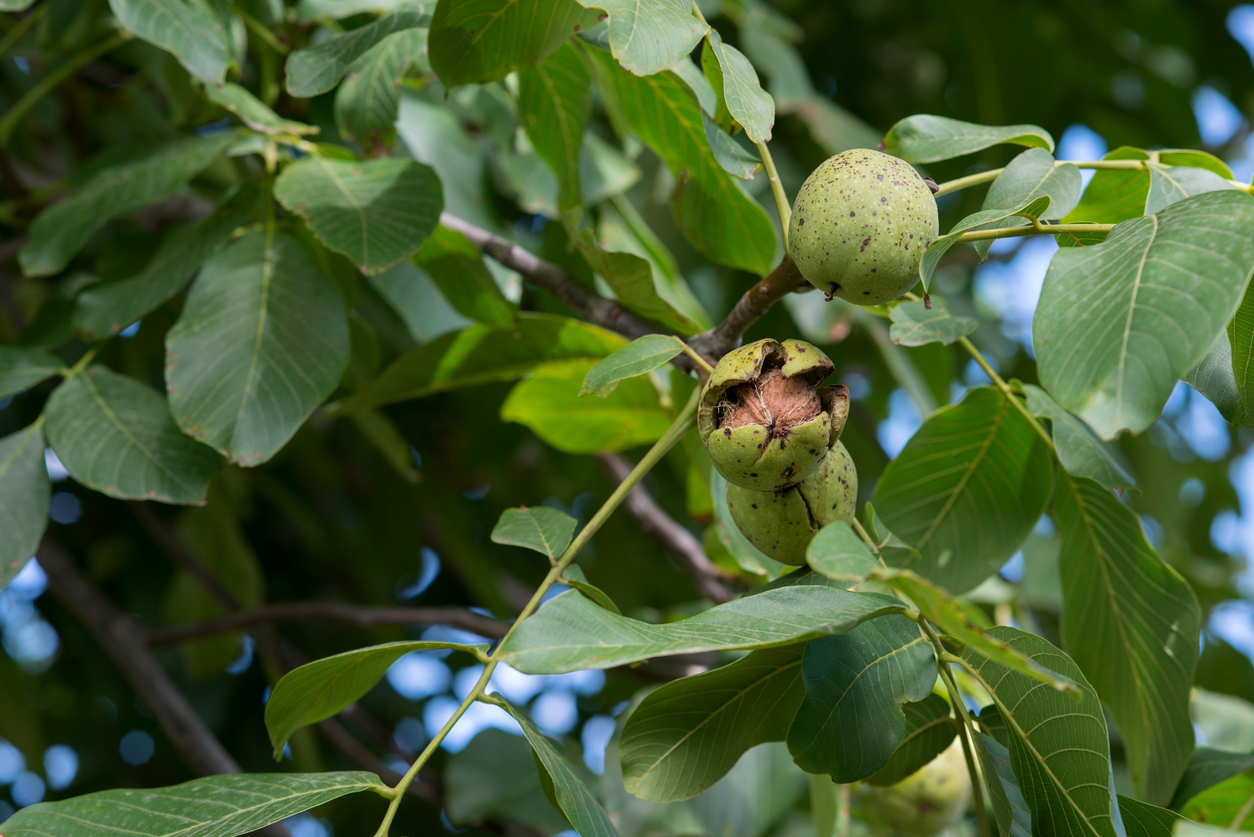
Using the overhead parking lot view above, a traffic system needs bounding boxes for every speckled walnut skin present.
[726,442,858,565]
[788,149,939,305]
[698,338,849,492]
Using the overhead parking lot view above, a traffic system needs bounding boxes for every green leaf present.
[1227,279,1254,427]
[580,132,641,205]
[864,694,956,786]
[976,734,1033,837]
[1192,688,1254,755]
[963,627,1119,837]
[0,0,36,9]
[1056,473,1202,805]
[446,729,573,834]
[920,195,1050,290]
[495,701,621,837]
[577,0,706,76]
[888,299,977,346]
[205,83,317,135]
[1063,147,1151,225]
[45,367,222,504]
[165,231,350,466]
[1179,771,1254,830]
[560,563,620,613]
[367,259,472,342]
[973,149,1082,259]
[703,28,774,143]
[501,359,672,453]
[588,47,776,276]
[1119,797,1184,837]
[871,386,1054,593]
[73,187,259,341]
[1186,332,1247,426]
[265,640,487,757]
[1023,383,1136,491]
[520,42,592,211]
[0,347,61,398]
[107,0,230,84]
[296,0,428,21]
[1034,190,1254,439]
[1146,163,1238,216]
[580,334,683,397]
[787,615,935,782]
[334,29,428,143]
[415,226,515,328]
[274,156,443,275]
[19,133,234,277]
[1171,747,1254,810]
[882,115,1054,164]
[0,772,389,837]
[491,507,578,560]
[499,585,909,674]
[1157,149,1234,179]
[620,644,806,803]
[341,313,628,412]
[346,408,420,483]
[0,423,49,589]
[284,10,425,97]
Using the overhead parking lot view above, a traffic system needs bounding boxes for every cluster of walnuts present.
[700,149,939,565]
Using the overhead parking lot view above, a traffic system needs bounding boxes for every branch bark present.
[595,452,737,604]
[146,602,509,647]
[687,255,809,360]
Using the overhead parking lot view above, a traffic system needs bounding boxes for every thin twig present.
[595,452,737,604]
[128,501,240,611]
[146,602,509,646]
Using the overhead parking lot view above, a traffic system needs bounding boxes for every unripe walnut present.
[865,739,972,837]
[788,149,939,305]
[698,338,849,492]
[725,442,858,565]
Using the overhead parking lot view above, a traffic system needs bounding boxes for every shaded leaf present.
[1227,280,1254,427]
[920,195,1051,290]
[501,359,671,453]
[1146,164,1238,216]
[73,187,259,341]
[1035,190,1254,439]
[588,47,775,276]
[416,226,515,328]
[560,563,620,613]
[347,408,420,483]
[883,115,1053,164]
[165,231,350,466]
[108,0,230,83]
[19,133,234,277]
[45,367,221,504]
[1119,797,1184,837]
[621,645,805,803]
[446,729,573,834]
[1023,383,1136,490]
[703,28,773,143]
[265,640,487,757]
[335,29,429,142]
[520,42,592,211]
[1186,331,1246,426]
[973,149,1082,259]
[0,347,61,399]
[205,83,317,135]
[341,313,628,412]
[578,0,706,76]
[580,334,683,398]
[871,386,1054,593]
[499,586,909,674]
[889,299,977,346]
[975,734,1033,837]
[864,694,955,786]
[0,772,389,837]
[787,615,935,782]
[491,507,578,560]
[285,10,425,96]
[1171,747,1254,810]
[0,423,49,589]
[274,156,443,275]
[963,627,1119,837]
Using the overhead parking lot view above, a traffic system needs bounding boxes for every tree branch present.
[687,255,808,361]
[128,501,240,611]
[146,602,509,647]
[595,452,737,604]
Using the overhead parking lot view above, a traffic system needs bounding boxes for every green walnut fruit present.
[725,441,857,565]
[865,739,972,837]
[788,148,939,305]
[698,338,849,493]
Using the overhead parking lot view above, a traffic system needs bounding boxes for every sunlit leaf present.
[973,149,1081,259]
[416,226,516,328]
[1063,147,1151,225]
[1179,771,1254,830]
[1146,163,1238,216]
[883,115,1053,164]
[920,195,1050,289]
[580,334,682,397]
[703,28,773,143]
[1023,384,1136,490]
[577,0,706,76]
[0,423,49,589]
[205,83,317,135]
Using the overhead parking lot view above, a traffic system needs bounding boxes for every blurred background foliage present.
[4,0,1254,834]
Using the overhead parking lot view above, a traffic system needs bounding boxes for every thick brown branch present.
[38,538,287,836]
[595,452,737,604]
[146,601,509,647]
[688,255,808,361]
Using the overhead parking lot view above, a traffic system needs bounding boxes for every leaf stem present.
[0,4,48,59]
[674,337,715,375]
[918,619,992,837]
[933,157,1254,197]
[0,30,132,147]
[954,335,1056,452]
[949,222,1114,244]
[757,139,792,252]
[371,388,702,836]
[236,7,289,54]
[58,345,101,381]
